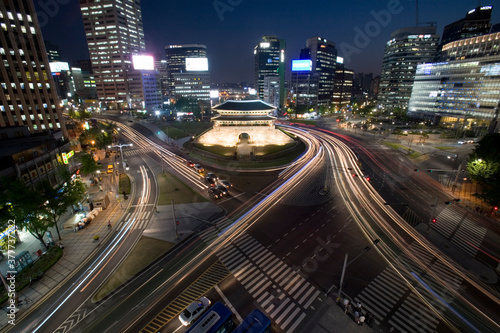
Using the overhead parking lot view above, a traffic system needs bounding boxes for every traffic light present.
[414,169,419,171]
[176,221,179,225]
[431,218,437,223]
[427,169,433,172]
[494,207,498,211]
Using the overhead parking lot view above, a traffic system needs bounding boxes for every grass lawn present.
[119,173,131,195]
[289,119,317,126]
[435,146,452,150]
[170,121,212,135]
[93,236,174,302]
[157,172,207,205]
[161,122,213,139]
[254,143,296,156]
[188,140,307,169]
[383,141,422,159]
[192,143,234,157]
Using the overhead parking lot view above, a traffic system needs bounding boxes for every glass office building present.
[408,32,500,132]
[378,26,440,111]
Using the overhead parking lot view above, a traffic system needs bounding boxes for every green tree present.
[175,97,201,119]
[1,178,51,250]
[79,152,100,177]
[467,133,500,206]
[39,178,86,241]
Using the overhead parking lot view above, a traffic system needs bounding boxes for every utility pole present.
[427,195,439,233]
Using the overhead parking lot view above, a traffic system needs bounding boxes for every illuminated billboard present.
[185,58,208,71]
[132,55,154,70]
[210,90,219,98]
[49,62,70,73]
[291,59,312,72]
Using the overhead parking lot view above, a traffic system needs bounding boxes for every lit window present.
[30,27,35,34]
[7,12,13,20]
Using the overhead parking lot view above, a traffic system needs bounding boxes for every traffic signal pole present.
[427,195,439,233]
[172,199,178,239]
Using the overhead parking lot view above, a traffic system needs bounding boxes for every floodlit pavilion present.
[196,100,293,147]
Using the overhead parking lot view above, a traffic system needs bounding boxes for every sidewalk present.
[0,189,131,330]
[303,296,374,333]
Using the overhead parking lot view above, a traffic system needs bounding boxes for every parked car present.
[179,297,211,326]
[194,164,204,173]
[186,160,195,168]
[208,188,222,199]
[219,180,232,189]
[216,185,228,196]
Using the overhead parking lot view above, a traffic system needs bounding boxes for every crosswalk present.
[354,241,463,333]
[120,210,153,230]
[123,147,154,157]
[217,232,321,333]
[433,207,487,257]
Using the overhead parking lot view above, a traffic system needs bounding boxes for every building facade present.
[254,36,285,108]
[378,26,440,111]
[408,32,500,133]
[127,70,162,111]
[0,0,67,137]
[305,37,337,106]
[439,6,493,52]
[79,0,145,107]
[165,44,208,98]
[333,66,354,110]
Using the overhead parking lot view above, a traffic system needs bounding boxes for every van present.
[107,164,114,174]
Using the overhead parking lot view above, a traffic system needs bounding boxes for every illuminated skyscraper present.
[254,36,285,108]
[165,44,208,98]
[79,0,145,107]
[0,0,67,137]
[378,26,439,111]
[305,37,337,107]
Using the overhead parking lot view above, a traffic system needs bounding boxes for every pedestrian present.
[343,297,350,313]
[58,242,64,249]
[354,310,360,324]
[107,220,111,229]
[356,301,362,312]
[365,312,373,327]
[359,313,366,326]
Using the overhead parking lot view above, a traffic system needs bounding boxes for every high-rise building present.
[333,60,353,110]
[165,44,207,97]
[44,40,61,62]
[79,0,145,107]
[408,32,500,134]
[0,0,67,137]
[290,59,318,112]
[440,6,493,50]
[263,76,280,109]
[304,37,337,106]
[254,36,285,108]
[378,26,439,111]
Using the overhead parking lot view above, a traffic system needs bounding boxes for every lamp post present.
[327,239,380,298]
[108,143,133,171]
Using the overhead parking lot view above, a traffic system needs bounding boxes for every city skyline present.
[36,1,500,83]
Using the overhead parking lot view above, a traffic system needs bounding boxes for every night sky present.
[36,0,500,83]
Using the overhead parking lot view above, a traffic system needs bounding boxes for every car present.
[219,180,232,189]
[208,188,221,199]
[205,177,217,187]
[194,164,204,173]
[179,297,211,326]
[186,160,195,168]
[216,185,228,196]
[205,172,218,181]
[457,140,465,144]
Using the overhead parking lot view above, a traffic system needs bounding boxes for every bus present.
[185,302,234,333]
[233,309,271,333]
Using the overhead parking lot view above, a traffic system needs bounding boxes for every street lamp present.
[327,239,380,298]
[108,143,133,171]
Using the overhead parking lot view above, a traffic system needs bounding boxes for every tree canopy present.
[467,133,500,206]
